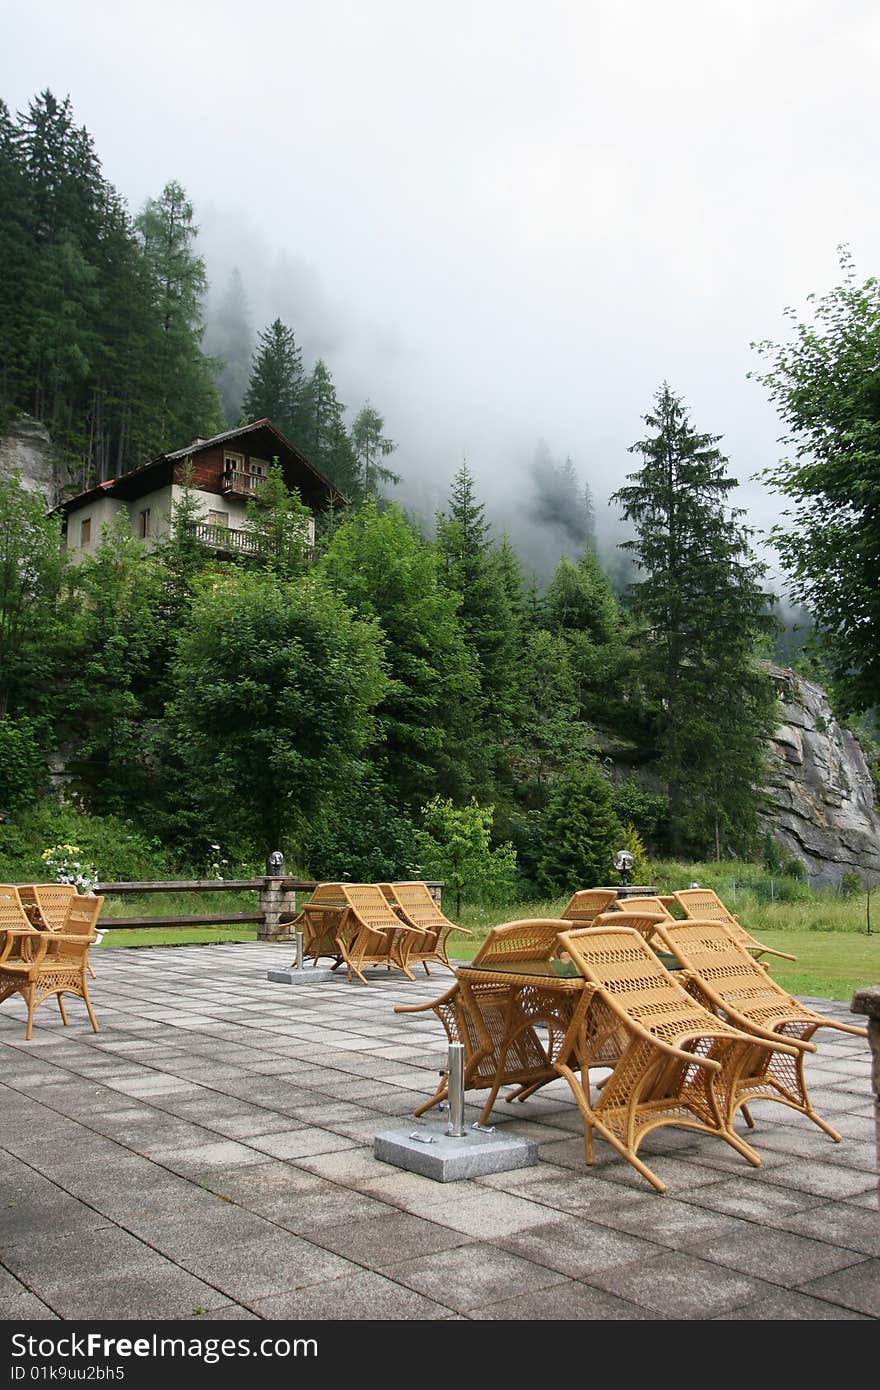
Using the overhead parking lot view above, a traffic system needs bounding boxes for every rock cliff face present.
[0,416,59,502]
[762,665,880,887]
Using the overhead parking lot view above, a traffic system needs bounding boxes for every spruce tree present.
[611,383,779,858]
[241,318,304,439]
[537,762,623,894]
[135,179,223,450]
[436,461,524,795]
[298,358,359,496]
[350,402,399,501]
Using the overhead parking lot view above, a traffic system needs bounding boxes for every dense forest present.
[1,90,878,896]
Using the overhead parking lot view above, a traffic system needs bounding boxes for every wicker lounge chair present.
[293,882,428,985]
[560,888,619,925]
[672,887,797,962]
[612,895,676,919]
[378,882,473,973]
[651,916,867,1141]
[394,918,574,1121]
[0,892,104,1040]
[592,907,671,950]
[555,922,795,1193]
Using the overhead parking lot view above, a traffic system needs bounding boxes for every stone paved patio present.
[1,941,877,1328]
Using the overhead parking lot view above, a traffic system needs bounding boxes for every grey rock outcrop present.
[0,415,60,504]
[761,665,880,888]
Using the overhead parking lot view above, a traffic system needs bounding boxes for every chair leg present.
[57,994,70,1027]
[24,983,36,1041]
[81,982,99,1035]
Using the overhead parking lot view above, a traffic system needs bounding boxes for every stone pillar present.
[850,985,880,1200]
[258,879,298,942]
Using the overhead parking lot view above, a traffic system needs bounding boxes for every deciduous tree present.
[751,246,880,714]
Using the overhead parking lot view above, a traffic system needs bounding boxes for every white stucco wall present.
[65,495,127,558]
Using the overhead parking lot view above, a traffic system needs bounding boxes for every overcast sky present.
[4,1,880,588]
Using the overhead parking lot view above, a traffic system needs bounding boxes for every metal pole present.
[445,1042,465,1137]
[295,929,304,970]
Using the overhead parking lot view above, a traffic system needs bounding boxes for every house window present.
[248,457,269,477]
[223,451,245,473]
[138,508,151,539]
[80,518,91,546]
[208,510,228,528]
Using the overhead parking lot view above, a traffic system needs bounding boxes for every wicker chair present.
[293,882,428,985]
[378,882,473,974]
[612,895,676,919]
[651,917,868,1141]
[16,884,101,978]
[555,922,794,1194]
[672,887,797,962]
[0,893,104,1040]
[394,918,573,1121]
[0,885,42,967]
[560,888,619,925]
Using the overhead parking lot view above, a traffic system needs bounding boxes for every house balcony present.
[221,469,262,498]
[191,522,261,554]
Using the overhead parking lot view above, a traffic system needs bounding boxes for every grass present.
[95,883,880,1001]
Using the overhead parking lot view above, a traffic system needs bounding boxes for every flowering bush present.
[40,843,99,894]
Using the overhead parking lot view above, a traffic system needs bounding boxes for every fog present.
[5,0,880,591]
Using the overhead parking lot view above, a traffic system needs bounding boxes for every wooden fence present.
[91,878,444,940]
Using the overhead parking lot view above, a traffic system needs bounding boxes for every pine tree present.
[537,762,623,894]
[241,318,305,439]
[350,402,399,501]
[611,383,779,857]
[135,179,223,450]
[298,358,358,496]
[436,461,524,795]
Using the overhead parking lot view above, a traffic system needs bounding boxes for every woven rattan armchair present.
[378,882,473,973]
[651,917,868,1142]
[0,893,104,1040]
[0,885,41,967]
[555,922,795,1193]
[560,888,619,925]
[394,918,574,1121]
[293,882,428,985]
[672,887,797,962]
[16,884,100,978]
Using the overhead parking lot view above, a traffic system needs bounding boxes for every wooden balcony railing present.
[190,522,260,553]
[221,469,262,497]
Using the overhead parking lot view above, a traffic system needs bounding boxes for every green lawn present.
[94,888,880,1002]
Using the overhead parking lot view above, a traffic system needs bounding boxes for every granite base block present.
[373,1123,538,1181]
[266,967,336,985]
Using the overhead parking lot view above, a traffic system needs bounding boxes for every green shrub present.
[538,762,623,895]
[0,799,180,884]
[0,716,47,812]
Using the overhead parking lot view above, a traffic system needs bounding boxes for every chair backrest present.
[60,893,104,934]
[0,885,33,931]
[338,883,408,933]
[379,882,449,930]
[557,923,720,1046]
[613,895,674,918]
[471,918,569,967]
[672,888,736,924]
[592,909,670,944]
[560,889,618,924]
[21,883,78,929]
